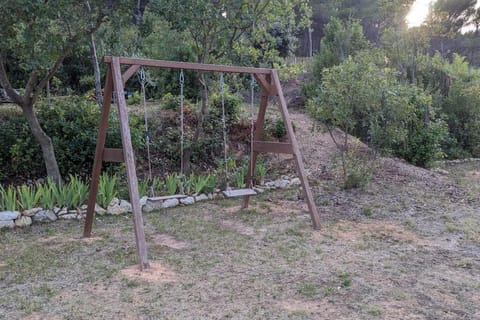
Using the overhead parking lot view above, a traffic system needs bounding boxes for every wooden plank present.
[103,148,124,162]
[242,85,271,209]
[111,57,150,270]
[84,66,113,238]
[253,141,294,154]
[223,188,257,198]
[254,74,276,95]
[105,56,272,75]
[271,70,321,229]
[122,65,141,84]
[147,195,187,201]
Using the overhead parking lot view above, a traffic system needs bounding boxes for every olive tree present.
[0,0,109,182]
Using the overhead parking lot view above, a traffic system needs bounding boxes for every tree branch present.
[0,54,24,106]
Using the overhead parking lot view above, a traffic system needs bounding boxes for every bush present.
[0,96,144,182]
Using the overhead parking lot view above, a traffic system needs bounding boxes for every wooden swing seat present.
[147,194,187,201]
[222,188,257,198]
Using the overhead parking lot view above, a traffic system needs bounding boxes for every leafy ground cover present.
[1,111,479,320]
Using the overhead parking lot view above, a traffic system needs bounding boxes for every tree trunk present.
[89,32,103,106]
[86,1,103,106]
[22,103,61,184]
[182,72,208,174]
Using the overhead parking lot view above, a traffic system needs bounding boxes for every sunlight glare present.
[406,0,434,28]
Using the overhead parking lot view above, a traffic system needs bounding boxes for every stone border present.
[0,176,302,230]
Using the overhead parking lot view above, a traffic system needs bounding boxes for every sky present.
[406,0,480,28]
[406,0,433,28]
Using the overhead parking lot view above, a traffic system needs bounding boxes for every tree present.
[151,0,311,172]
[0,0,109,183]
[310,17,369,86]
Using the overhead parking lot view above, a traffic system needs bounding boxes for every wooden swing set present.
[83,56,321,270]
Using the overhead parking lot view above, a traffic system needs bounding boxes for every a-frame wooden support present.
[83,56,321,271]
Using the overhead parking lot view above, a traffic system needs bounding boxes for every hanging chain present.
[140,67,154,196]
[249,75,255,188]
[220,73,230,190]
[179,69,185,194]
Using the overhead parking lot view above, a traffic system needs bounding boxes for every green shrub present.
[0,96,143,182]
[126,91,141,105]
[272,118,287,139]
[162,93,178,110]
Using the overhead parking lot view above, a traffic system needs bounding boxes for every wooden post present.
[111,57,150,270]
[84,66,113,238]
[271,70,321,229]
[242,83,270,209]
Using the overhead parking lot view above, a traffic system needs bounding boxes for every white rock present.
[59,213,78,220]
[139,196,148,207]
[162,198,179,208]
[95,203,107,215]
[0,211,20,221]
[253,187,265,193]
[145,198,164,212]
[273,179,290,189]
[195,194,209,202]
[107,198,130,215]
[55,207,68,216]
[207,193,214,200]
[290,177,301,186]
[142,203,156,213]
[265,181,276,188]
[22,208,42,217]
[33,209,57,222]
[15,216,32,227]
[0,220,15,229]
[180,197,195,205]
[432,168,449,175]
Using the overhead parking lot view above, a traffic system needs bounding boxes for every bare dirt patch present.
[120,262,177,283]
[220,219,255,236]
[150,233,190,250]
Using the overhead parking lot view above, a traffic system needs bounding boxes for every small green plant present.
[165,173,179,195]
[361,207,373,217]
[203,174,217,194]
[67,175,89,209]
[138,179,149,197]
[322,286,337,296]
[234,167,246,188]
[152,176,165,195]
[97,173,118,208]
[297,283,319,297]
[47,179,74,209]
[182,173,195,195]
[0,184,17,211]
[254,158,268,185]
[17,184,40,211]
[192,174,210,194]
[37,183,55,209]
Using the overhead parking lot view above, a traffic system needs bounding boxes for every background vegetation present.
[2,0,480,189]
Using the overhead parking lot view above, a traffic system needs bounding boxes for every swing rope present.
[249,75,255,188]
[140,67,154,196]
[220,73,257,198]
[179,69,185,194]
[220,73,230,190]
